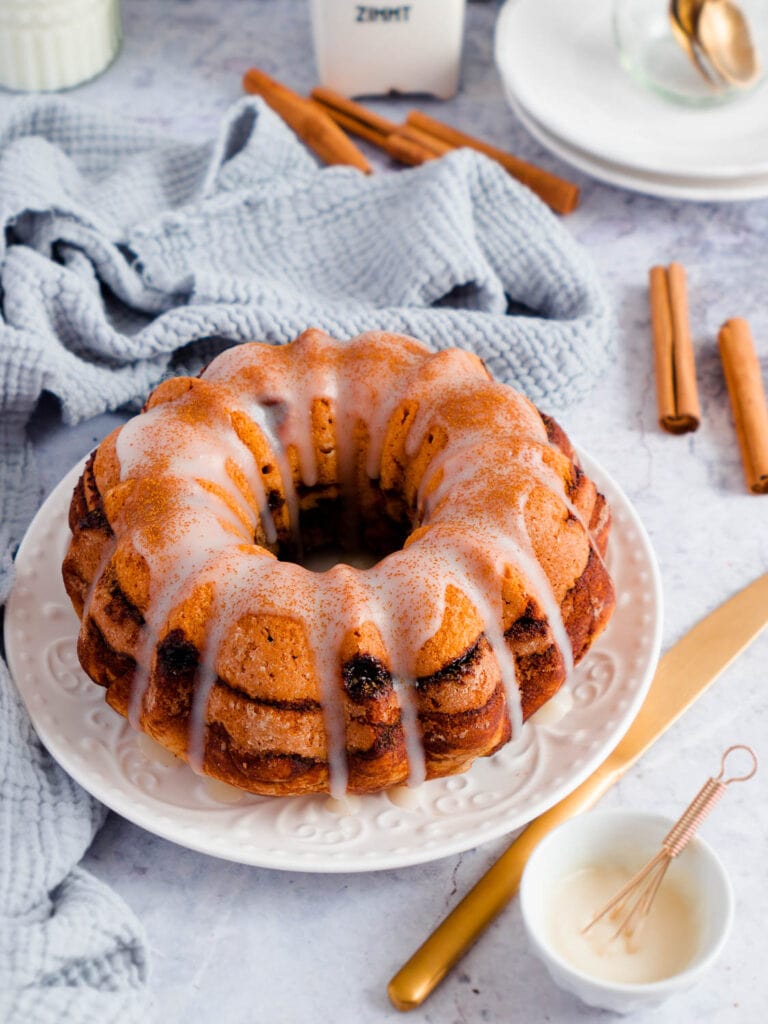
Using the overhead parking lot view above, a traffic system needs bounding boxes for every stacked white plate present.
[494,0,768,201]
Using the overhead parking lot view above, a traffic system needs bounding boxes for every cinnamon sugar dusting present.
[109,329,600,796]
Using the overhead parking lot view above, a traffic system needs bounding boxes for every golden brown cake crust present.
[62,329,615,796]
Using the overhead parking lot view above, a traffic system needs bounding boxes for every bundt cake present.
[62,329,615,797]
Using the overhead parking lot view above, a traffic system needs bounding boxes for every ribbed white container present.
[0,0,122,92]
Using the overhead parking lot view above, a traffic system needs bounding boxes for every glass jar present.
[0,0,122,92]
[613,0,767,106]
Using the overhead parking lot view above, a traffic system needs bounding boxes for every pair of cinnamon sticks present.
[242,68,579,215]
[311,89,579,215]
[649,263,768,494]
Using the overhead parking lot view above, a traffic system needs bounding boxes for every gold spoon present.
[696,0,761,86]
[669,0,724,87]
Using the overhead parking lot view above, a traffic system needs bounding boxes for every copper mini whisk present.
[582,744,758,949]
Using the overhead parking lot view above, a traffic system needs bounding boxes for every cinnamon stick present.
[718,318,768,494]
[648,263,701,433]
[405,110,580,215]
[310,90,439,166]
[310,87,399,139]
[383,132,438,167]
[315,105,436,165]
[310,89,581,210]
[243,68,371,173]
[311,102,388,148]
[396,124,453,157]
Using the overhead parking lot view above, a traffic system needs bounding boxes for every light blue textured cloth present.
[0,96,612,1020]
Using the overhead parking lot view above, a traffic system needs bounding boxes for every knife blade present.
[388,571,768,1011]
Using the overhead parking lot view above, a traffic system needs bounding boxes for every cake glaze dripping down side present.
[106,329,609,794]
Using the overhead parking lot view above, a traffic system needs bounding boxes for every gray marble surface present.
[6,1,768,1021]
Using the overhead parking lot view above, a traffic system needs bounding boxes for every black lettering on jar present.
[355,6,412,24]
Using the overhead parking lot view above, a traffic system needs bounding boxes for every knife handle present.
[387,759,621,1011]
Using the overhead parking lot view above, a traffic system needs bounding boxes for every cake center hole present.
[272,494,411,570]
[301,546,381,573]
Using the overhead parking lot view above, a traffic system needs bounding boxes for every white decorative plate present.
[504,93,768,204]
[5,453,662,873]
[494,0,768,188]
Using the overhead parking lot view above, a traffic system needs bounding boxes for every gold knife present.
[388,571,768,1011]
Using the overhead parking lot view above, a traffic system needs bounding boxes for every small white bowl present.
[519,810,734,1014]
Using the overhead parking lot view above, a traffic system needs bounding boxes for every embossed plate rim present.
[5,451,662,873]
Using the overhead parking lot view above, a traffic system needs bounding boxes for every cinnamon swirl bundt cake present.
[62,329,615,797]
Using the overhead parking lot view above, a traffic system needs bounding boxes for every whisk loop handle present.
[662,778,727,857]
[662,745,756,857]
[581,744,757,942]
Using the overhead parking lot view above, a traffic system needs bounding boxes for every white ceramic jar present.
[309,0,466,98]
[0,0,122,92]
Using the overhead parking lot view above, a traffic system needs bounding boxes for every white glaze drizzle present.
[533,442,610,578]
[110,331,604,794]
[186,548,269,772]
[418,441,575,683]
[116,397,269,729]
[125,504,239,730]
[303,563,358,797]
[82,537,117,623]
[393,679,426,787]
[240,400,301,553]
[203,778,246,804]
[137,732,178,767]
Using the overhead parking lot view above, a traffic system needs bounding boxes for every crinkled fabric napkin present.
[0,96,611,1021]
